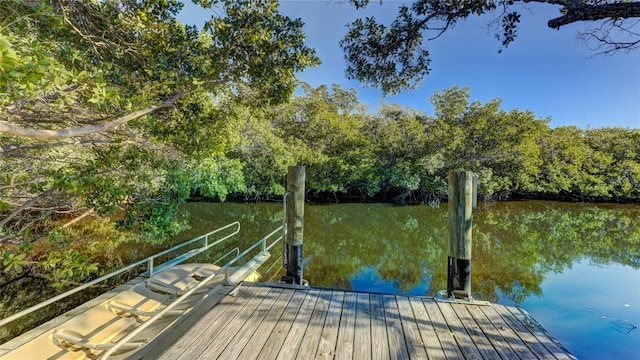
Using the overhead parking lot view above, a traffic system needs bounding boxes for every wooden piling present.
[284,165,305,285]
[447,171,474,298]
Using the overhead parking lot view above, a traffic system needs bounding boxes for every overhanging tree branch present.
[0,89,192,139]
[0,189,54,229]
[0,139,114,153]
[343,0,640,93]
[578,17,640,54]
[547,2,640,29]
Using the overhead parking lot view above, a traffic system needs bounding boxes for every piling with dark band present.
[283,165,305,285]
[447,257,471,298]
[447,171,474,298]
[282,244,303,285]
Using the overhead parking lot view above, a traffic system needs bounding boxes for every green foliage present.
[1,251,27,274]
[145,92,242,156]
[227,83,638,203]
[1,225,100,282]
[1,0,318,281]
[583,128,640,199]
[341,1,496,94]
[190,156,246,201]
[537,126,640,199]
[425,87,547,194]
[340,13,432,95]
[279,84,375,195]
[228,105,293,199]
[46,143,193,243]
[342,1,639,92]
[41,250,98,280]
[206,0,319,103]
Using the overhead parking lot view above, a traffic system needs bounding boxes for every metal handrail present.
[282,192,289,267]
[0,222,240,328]
[147,221,240,275]
[101,225,284,359]
[214,247,240,266]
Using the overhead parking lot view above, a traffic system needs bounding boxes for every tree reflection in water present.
[181,200,639,304]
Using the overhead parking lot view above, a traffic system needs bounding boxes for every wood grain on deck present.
[156,284,576,360]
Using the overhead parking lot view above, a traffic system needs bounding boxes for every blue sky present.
[180,1,640,129]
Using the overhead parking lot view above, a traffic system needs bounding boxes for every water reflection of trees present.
[181,201,639,303]
[299,202,640,304]
[479,203,638,301]
[302,204,446,295]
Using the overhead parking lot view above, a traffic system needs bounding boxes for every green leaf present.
[2,253,27,274]
[7,70,24,78]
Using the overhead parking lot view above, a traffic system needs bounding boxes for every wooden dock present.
[155,283,576,360]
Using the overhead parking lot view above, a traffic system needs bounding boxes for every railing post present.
[148,258,154,277]
[447,170,474,299]
[282,165,305,285]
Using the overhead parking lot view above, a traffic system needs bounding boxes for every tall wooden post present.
[447,171,474,299]
[284,165,305,285]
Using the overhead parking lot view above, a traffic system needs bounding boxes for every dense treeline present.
[227,84,640,204]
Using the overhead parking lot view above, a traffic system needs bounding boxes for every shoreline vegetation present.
[2,84,639,296]
[205,85,640,207]
[2,85,639,289]
[215,188,640,206]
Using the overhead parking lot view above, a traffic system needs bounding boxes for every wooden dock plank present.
[254,289,308,360]
[276,288,321,360]
[505,306,577,360]
[492,304,556,359]
[157,285,575,360]
[395,296,428,360]
[436,302,484,359]
[421,299,465,359]
[157,284,257,360]
[452,305,501,360]
[465,304,521,360]
[334,291,357,359]
[191,286,272,359]
[315,290,344,359]
[296,289,332,360]
[369,293,389,360]
[480,305,538,360]
[353,292,372,360]
[215,287,284,359]
[234,286,297,360]
[408,297,447,360]
[382,295,409,360]
[478,304,538,360]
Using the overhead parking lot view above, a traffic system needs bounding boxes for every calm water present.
[1,200,637,358]
[180,200,640,360]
